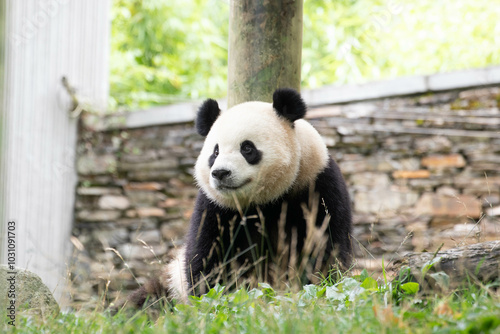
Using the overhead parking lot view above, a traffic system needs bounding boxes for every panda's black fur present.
[185,159,352,294]
[125,88,352,307]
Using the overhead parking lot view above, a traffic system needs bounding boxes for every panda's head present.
[194,88,307,209]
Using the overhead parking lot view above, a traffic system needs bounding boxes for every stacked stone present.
[309,87,500,271]
[71,86,500,306]
[72,124,200,305]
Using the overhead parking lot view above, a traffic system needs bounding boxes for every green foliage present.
[110,0,229,110]
[400,282,419,295]
[5,271,499,333]
[361,276,379,291]
[110,0,500,111]
[302,0,500,89]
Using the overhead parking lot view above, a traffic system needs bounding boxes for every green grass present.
[3,268,500,333]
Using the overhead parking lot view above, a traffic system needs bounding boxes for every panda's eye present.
[208,144,219,167]
[240,140,262,165]
[241,142,253,154]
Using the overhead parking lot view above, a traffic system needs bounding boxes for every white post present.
[0,0,109,303]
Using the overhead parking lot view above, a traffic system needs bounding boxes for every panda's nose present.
[212,169,231,181]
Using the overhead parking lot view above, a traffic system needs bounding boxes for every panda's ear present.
[272,88,307,123]
[196,99,220,136]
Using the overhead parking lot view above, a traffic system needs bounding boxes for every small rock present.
[98,195,130,210]
[354,188,419,214]
[128,169,179,181]
[415,193,481,218]
[341,135,374,145]
[482,194,500,207]
[92,228,129,248]
[470,162,500,172]
[435,186,458,197]
[398,158,421,170]
[131,230,162,244]
[455,176,500,194]
[487,206,500,216]
[405,221,428,232]
[430,216,472,228]
[77,210,121,222]
[467,153,500,164]
[121,150,158,163]
[160,220,188,241]
[421,154,466,169]
[350,172,390,189]
[383,136,413,152]
[180,158,197,167]
[77,187,122,196]
[321,136,338,148]
[125,190,167,207]
[125,209,138,218]
[136,207,166,218]
[459,87,500,100]
[453,223,479,233]
[408,177,453,192]
[124,182,165,191]
[414,136,452,153]
[117,243,168,260]
[116,218,157,230]
[0,265,59,320]
[159,198,183,208]
[340,155,395,174]
[77,154,116,175]
[352,213,378,225]
[392,170,430,179]
[118,158,178,172]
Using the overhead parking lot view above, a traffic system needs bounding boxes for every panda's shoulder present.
[290,120,329,191]
[314,157,350,201]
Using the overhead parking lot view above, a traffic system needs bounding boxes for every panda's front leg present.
[314,157,353,269]
[183,190,230,296]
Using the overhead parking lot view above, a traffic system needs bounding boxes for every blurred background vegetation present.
[110,0,500,111]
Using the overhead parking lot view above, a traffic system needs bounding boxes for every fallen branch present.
[393,240,500,289]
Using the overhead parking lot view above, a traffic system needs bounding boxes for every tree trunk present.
[393,241,500,289]
[227,0,303,108]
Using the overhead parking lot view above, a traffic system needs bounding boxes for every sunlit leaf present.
[361,277,378,291]
[401,282,419,295]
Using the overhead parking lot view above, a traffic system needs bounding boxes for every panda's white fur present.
[290,119,329,193]
[161,246,188,303]
[126,89,352,308]
[164,100,330,302]
[164,103,330,303]
[195,101,328,210]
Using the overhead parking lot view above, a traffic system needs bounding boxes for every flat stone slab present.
[421,154,466,169]
[415,193,482,218]
[85,66,500,130]
[392,170,431,179]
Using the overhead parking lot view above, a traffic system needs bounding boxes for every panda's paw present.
[109,277,169,315]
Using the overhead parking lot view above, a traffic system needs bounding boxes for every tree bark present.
[393,241,500,289]
[227,0,303,108]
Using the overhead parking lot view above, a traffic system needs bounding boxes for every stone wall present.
[70,83,500,306]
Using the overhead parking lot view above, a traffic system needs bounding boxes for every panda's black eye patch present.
[208,144,219,167]
[240,140,262,165]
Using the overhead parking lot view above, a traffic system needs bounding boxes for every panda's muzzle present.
[212,169,231,181]
[211,169,251,191]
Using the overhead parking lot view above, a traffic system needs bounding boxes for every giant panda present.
[127,88,352,307]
